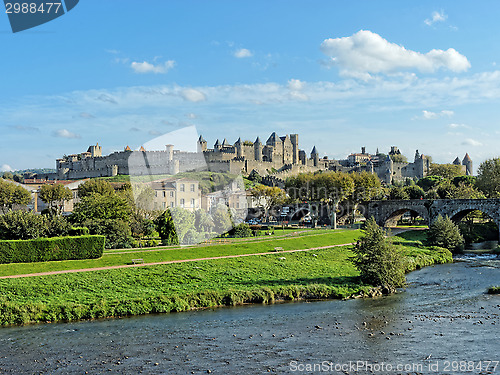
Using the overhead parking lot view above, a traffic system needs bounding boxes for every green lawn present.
[0,230,452,326]
[0,230,360,277]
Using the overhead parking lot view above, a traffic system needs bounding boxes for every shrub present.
[350,217,406,289]
[0,235,105,264]
[231,223,253,238]
[427,215,464,253]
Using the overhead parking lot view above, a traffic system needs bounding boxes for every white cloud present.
[234,48,253,58]
[181,88,206,102]
[461,138,482,146]
[186,113,197,119]
[421,109,454,119]
[130,60,175,74]
[52,129,81,139]
[80,112,95,119]
[320,30,470,77]
[1,164,13,172]
[449,123,469,129]
[288,79,305,91]
[425,11,447,26]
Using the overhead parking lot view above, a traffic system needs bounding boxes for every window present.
[190,184,195,192]
[180,184,185,192]
[180,198,185,207]
[170,202,174,208]
[170,191,174,197]
[163,191,166,197]
[191,198,195,207]
[162,202,166,209]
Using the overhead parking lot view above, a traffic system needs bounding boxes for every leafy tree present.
[77,179,115,198]
[388,185,409,200]
[250,185,287,222]
[169,207,195,243]
[154,210,179,245]
[427,215,464,253]
[428,163,465,179]
[417,176,444,191]
[476,158,500,197]
[349,172,382,223]
[404,185,425,199]
[452,175,476,187]
[0,179,31,213]
[212,205,233,234]
[248,169,262,184]
[70,193,133,248]
[350,217,406,289]
[39,184,72,215]
[231,223,253,238]
[0,211,70,240]
[286,171,355,229]
[194,209,215,233]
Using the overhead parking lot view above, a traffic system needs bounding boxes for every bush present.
[0,235,105,264]
[231,223,253,238]
[350,217,406,289]
[427,215,464,253]
[0,211,71,240]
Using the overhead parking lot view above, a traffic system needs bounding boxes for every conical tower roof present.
[255,136,261,144]
[198,135,206,143]
[139,146,146,152]
[463,153,472,162]
[311,146,318,155]
[221,138,230,147]
[214,139,220,147]
[453,157,461,165]
[235,137,242,144]
[124,145,131,151]
[266,132,281,145]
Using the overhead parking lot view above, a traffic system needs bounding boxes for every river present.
[0,254,499,374]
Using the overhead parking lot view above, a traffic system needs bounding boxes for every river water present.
[0,254,499,374]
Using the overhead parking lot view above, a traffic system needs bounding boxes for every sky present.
[2,1,500,174]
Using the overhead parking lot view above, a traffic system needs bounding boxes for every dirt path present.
[0,243,354,279]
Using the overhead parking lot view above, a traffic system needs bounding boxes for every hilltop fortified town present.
[40,132,473,184]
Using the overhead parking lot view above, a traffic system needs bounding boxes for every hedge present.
[0,235,105,264]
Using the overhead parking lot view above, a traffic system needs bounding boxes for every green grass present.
[0,230,360,277]
[487,286,500,294]
[0,237,452,326]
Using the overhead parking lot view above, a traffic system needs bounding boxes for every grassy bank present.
[487,286,500,294]
[0,230,359,277]
[0,230,452,326]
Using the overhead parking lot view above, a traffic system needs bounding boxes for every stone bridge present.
[362,199,500,236]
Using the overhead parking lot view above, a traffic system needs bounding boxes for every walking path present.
[0,243,354,279]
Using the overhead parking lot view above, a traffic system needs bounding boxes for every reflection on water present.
[0,255,499,374]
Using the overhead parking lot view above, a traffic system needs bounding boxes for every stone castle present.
[42,132,473,184]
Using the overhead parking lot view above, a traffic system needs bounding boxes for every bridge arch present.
[381,206,430,227]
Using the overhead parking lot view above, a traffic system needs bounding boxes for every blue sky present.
[2,1,500,173]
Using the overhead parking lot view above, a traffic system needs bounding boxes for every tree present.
[0,179,31,213]
[349,172,382,224]
[404,185,425,199]
[194,209,215,233]
[428,163,465,179]
[39,184,72,215]
[169,207,195,243]
[350,217,406,289]
[286,171,355,229]
[427,215,464,253]
[77,179,115,198]
[417,176,444,191]
[476,158,500,197]
[154,210,179,245]
[250,185,287,222]
[388,185,409,200]
[390,154,408,163]
[0,210,70,240]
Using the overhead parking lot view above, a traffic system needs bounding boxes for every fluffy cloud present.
[320,30,470,77]
[421,109,454,119]
[181,88,206,102]
[425,11,447,26]
[52,129,81,139]
[131,60,175,74]
[449,123,469,129]
[461,138,482,146]
[234,48,253,58]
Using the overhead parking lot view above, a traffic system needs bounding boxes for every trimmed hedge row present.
[0,235,105,264]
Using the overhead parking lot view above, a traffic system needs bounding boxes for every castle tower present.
[254,137,262,161]
[311,146,319,167]
[452,157,461,165]
[462,153,473,176]
[221,138,230,148]
[384,155,393,184]
[87,143,102,157]
[235,137,243,158]
[290,134,299,164]
[414,150,420,162]
[367,160,374,174]
[165,144,174,161]
[198,135,207,152]
[214,139,221,150]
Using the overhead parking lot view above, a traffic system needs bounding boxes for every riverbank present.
[0,231,452,326]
